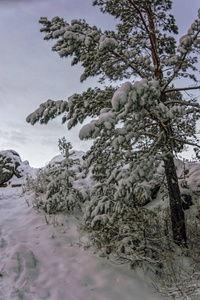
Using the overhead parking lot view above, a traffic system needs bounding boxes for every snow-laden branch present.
[165,85,200,94]
[162,20,200,91]
[26,100,68,125]
[108,48,146,78]
[164,99,200,108]
[170,137,200,148]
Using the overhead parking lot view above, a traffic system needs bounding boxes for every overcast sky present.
[0,0,200,167]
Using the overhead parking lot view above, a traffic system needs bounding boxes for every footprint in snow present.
[5,245,39,299]
[0,237,7,249]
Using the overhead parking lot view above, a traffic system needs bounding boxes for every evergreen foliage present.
[28,139,84,213]
[27,0,200,245]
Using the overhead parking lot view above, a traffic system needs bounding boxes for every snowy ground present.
[0,185,164,300]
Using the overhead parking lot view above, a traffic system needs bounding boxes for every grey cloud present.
[0,129,31,147]
[0,0,40,2]
[0,118,92,167]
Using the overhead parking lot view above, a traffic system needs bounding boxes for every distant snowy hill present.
[48,150,85,167]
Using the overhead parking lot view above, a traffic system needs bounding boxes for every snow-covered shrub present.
[81,184,200,299]
[84,205,171,262]
[29,168,50,195]
[44,139,85,213]
[84,176,162,231]
[43,166,83,214]
[26,139,85,213]
[83,203,200,298]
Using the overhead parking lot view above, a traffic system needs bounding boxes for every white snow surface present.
[2,150,200,299]
[0,187,163,300]
[0,152,164,300]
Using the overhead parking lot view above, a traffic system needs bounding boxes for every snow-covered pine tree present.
[26,1,200,246]
[39,138,83,213]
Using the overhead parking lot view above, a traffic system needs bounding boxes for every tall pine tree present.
[27,0,200,246]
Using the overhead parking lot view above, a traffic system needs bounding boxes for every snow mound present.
[0,150,36,187]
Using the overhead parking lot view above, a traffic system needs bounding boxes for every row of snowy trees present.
[27,0,200,246]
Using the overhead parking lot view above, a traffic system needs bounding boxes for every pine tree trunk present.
[163,152,187,246]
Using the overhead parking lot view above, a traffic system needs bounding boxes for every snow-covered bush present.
[43,165,83,214]
[24,167,51,209]
[84,205,171,263]
[26,139,85,213]
[83,155,163,229]
[82,202,200,299]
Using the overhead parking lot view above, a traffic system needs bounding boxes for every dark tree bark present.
[145,6,187,247]
[163,151,187,246]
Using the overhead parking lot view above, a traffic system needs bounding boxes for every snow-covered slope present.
[0,186,162,300]
[0,150,164,299]
[1,150,200,299]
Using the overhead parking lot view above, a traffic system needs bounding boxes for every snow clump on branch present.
[99,35,118,52]
[178,13,200,55]
[112,82,132,111]
[79,79,161,141]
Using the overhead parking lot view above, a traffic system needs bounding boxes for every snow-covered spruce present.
[28,139,86,214]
